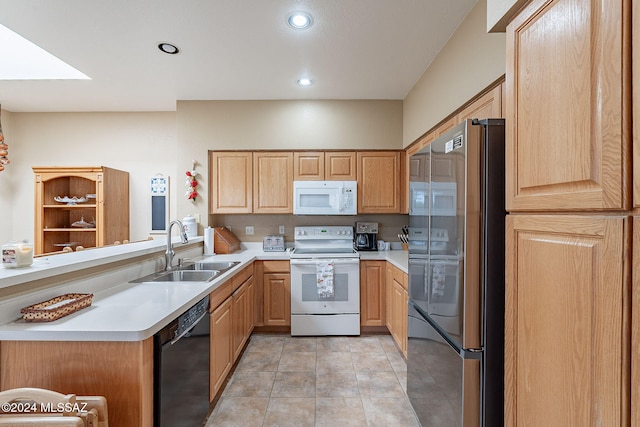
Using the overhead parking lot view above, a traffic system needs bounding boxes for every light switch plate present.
[246,226,254,235]
[279,225,285,234]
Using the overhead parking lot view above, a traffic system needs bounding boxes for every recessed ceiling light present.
[297,78,313,87]
[158,43,179,55]
[288,12,313,29]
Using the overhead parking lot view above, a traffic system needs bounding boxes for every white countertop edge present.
[0,237,204,289]
[358,250,408,273]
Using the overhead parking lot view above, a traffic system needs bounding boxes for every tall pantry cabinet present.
[505,0,633,426]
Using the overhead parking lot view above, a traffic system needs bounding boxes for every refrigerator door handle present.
[460,348,483,360]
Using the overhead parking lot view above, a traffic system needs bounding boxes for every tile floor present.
[205,333,420,427]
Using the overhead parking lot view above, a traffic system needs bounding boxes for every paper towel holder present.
[203,226,216,256]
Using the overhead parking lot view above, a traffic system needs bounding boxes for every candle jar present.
[2,240,34,268]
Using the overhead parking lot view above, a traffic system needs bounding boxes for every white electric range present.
[289,226,360,336]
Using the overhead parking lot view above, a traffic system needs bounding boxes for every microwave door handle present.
[332,193,340,211]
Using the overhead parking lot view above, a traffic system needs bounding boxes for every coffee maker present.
[354,222,378,251]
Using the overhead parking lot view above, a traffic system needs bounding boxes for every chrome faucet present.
[165,219,189,271]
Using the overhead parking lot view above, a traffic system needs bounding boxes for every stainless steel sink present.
[151,270,220,282]
[130,260,240,283]
[131,269,220,283]
[182,261,241,271]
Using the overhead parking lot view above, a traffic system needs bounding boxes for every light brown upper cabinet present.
[293,151,356,181]
[634,1,639,208]
[505,214,628,427]
[209,151,253,214]
[325,152,357,180]
[253,152,293,214]
[293,152,324,180]
[505,0,630,211]
[434,116,457,137]
[357,151,401,213]
[457,84,502,123]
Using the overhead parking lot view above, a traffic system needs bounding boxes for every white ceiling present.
[0,0,478,112]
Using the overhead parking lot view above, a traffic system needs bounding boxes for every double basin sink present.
[130,261,240,283]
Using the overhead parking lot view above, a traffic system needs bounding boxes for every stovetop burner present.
[292,226,359,259]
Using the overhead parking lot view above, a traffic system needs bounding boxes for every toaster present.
[263,235,285,252]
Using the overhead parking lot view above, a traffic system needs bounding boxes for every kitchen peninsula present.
[0,237,407,426]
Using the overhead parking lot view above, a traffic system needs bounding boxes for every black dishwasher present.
[154,295,210,427]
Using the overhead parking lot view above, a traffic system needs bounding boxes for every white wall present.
[0,101,402,245]
[175,99,404,232]
[403,0,506,147]
[0,109,14,245]
[2,112,177,244]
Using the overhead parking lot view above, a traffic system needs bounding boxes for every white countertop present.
[358,249,408,272]
[0,244,407,342]
[0,237,206,290]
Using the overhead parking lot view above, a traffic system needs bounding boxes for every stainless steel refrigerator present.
[407,118,505,427]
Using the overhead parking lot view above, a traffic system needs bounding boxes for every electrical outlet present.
[245,226,254,235]
[279,225,285,234]
[193,213,200,223]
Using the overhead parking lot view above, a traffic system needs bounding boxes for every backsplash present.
[210,214,409,244]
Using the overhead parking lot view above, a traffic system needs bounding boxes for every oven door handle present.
[290,258,360,265]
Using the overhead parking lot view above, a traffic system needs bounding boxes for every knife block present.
[213,227,241,254]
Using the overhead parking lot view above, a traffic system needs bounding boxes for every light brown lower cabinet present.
[262,261,291,327]
[391,273,408,357]
[0,339,153,427]
[246,277,255,336]
[505,214,628,427]
[385,262,407,357]
[210,296,233,400]
[360,260,386,326]
[231,280,248,361]
[210,264,254,399]
[231,273,254,360]
[633,216,639,427]
[385,263,394,332]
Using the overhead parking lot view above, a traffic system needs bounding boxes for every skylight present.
[0,24,90,80]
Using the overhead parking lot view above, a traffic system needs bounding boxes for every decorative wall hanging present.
[185,160,199,202]
[0,105,9,172]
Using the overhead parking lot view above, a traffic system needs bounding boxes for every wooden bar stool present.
[0,388,108,427]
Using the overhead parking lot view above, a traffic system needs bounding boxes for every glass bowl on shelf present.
[53,196,87,205]
[71,217,96,228]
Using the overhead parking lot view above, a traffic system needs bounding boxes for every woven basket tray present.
[20,293,93,322]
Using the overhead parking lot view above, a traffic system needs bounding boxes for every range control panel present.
[294,226,353,240]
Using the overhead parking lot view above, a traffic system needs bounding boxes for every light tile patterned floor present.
[205,334,420,427]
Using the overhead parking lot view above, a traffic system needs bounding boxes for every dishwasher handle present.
[168,310,208,346]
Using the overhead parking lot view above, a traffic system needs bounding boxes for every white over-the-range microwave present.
[293,180,357,215]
